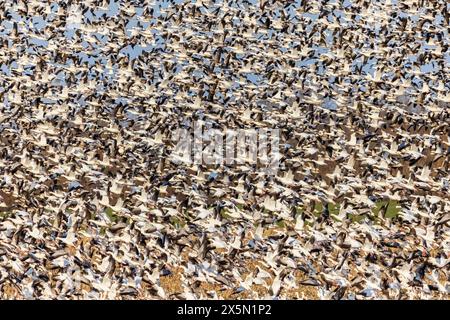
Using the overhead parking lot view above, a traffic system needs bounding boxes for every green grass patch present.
[0,211,13,220]
[105,207,118,223]
[169,216,186,229]
[313,202,323,217]
[275,219,286,228]
[220,209,232,219]
[292,200,400,224]
[328,203,340,215]
[372,200,401,218]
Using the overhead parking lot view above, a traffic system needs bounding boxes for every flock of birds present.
[0,0,449,299]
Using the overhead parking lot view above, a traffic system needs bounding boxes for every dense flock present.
[0,0,448,299]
